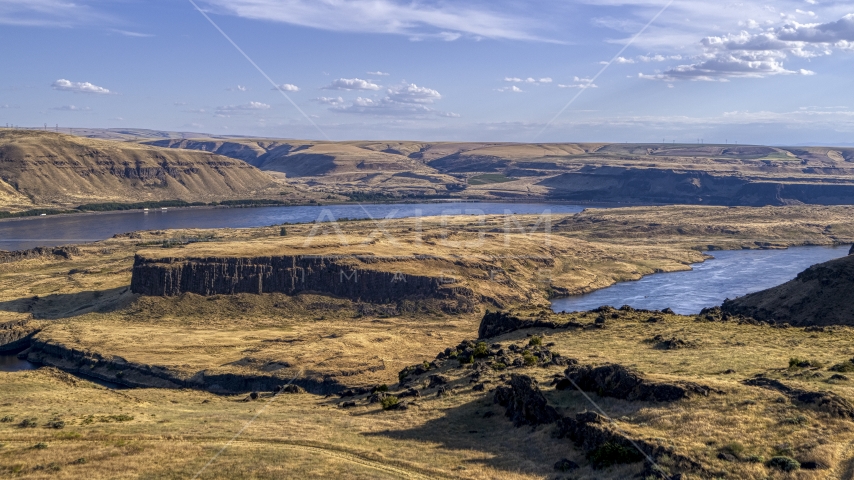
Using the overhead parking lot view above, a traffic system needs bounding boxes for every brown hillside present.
[0,130,283,211]
[722,252,854,326]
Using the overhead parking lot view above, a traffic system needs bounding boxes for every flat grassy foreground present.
[4,312,854,479]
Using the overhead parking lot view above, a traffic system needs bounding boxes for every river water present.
[550,245,851,315]
[0,202,585,251]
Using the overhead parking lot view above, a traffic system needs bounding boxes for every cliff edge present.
[722,251,854,326]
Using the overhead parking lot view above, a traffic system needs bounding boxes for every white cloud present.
[367,71,390,76]
[386,83,441,104]
[273,83,300,92]
[321,78,380,91]
[51,79,111,95]
[497,85,524,93]
[639,14,854,81]
[313,96,345,106]
[227,85,248,91]
[200,0,552,42]
[215,101,271,115]
[50,105,90,111]
[323,82,454,117]
[615,56,636,64]
[0,104,17,109]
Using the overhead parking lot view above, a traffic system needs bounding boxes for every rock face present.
[564,364,713,402]
[722,254,854,326]
[0,319,39,353]
[131,254,472,304]
[849,244,854,256]
[493,374,561,427]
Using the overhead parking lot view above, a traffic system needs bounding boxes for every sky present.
[1,0,853,145]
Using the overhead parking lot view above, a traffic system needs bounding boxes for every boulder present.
[493,374,561,427]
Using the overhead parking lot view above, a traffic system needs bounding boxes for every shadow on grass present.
[0,286,135,319]
[359,384,650,477]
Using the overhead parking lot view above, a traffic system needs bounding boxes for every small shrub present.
[587,442,644,468]
[746,455,764,463]
[459,354,474,365]
[18,418,38,428]
[528,336,543,347]
[279,227,287,236]
[33,442,48,450]
[492,362,507,371]
[374,384,389,393]
[782,415,808,425]
[767,456,800,472]
[721,442,745,458]
[381,395,399,410]
[522,351,538,366]
[46,419,65,429]
[0,415,13,423]
[47,463,61,471]
[72,458,87,465]
[473,342,490,358]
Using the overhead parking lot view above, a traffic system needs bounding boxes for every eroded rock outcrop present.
[743,377,854,418]
[131,254,474,306]
[564,363,715,402]
[0,246,79,264]
[478,311,569,339]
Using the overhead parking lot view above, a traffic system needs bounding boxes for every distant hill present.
[143,138,854,205]
[722,251,854,326]
[0,130,285,213]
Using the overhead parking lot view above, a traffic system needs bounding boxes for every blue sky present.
[1,0,853,144]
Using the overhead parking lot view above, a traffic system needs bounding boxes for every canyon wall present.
[131,254,469,303]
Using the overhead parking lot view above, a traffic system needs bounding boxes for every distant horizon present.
[4,125,854,149]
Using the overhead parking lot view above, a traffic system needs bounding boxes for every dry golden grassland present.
[1,205,853,478]
[4,312,854,479]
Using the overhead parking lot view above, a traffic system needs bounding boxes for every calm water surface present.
[551,245,851,315]
[0,202,585,251]
[0,353,36,372]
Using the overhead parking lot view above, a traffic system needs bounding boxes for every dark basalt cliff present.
[722,252,854,326]
[131,254,470,303]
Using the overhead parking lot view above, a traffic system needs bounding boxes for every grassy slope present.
[0,131,295,212]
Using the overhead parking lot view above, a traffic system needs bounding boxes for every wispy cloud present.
[504,77,552,85]
[0,0,109,27]
[199,0,552,42]
[367,71,390,76]
[322,78,380,91]
[227,85,248,91]
[497,85,524,93]
[273,83,300,92]
[112,29,154,38]
[50,105,91,111]
[51,79,111,94]
[215,101,271,116]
